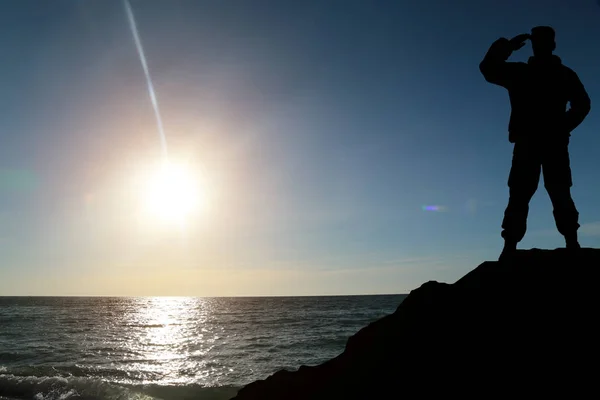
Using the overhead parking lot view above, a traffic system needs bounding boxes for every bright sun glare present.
[142,161,203,224]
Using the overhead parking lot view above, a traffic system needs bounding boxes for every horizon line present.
[0,293,408,298]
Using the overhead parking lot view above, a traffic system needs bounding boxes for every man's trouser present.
[501,137,580,243]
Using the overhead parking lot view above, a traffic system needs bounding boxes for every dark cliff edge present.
[231,248,600,399]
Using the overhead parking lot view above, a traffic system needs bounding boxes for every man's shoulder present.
[559,64,576,74]
[505,62,528,80]
[549,60,578,76]
[557,65,583,86]
[503,61,528,74]
[508,61,528,70]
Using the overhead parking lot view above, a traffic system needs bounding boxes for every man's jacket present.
[480,38,591,143]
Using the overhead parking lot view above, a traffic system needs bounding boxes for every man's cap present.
[531,26,555,41]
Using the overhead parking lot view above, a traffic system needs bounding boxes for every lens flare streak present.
[124,0,168,159]
[422,205,448,212]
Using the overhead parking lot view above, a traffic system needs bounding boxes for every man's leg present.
[543,143,580,247]
[501,142,541,256]
[501,186,540,244]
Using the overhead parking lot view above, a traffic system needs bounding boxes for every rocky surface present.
[231,248,600,399]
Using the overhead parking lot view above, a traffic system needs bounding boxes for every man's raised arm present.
[479,34,529,88]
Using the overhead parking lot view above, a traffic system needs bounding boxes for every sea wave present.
[0,295,404,397]
[0,373,238,400]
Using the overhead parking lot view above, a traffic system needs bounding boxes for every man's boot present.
[499,240,517,261]
[565,233,581,250]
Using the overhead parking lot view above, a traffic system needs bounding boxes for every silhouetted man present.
[479,26,591,259]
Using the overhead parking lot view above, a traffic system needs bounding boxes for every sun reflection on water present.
[119,297,224,385]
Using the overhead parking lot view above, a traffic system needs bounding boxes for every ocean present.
[0,295,406,400]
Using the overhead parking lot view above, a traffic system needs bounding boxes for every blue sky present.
[1,0,599,296]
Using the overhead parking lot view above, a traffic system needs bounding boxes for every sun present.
[141,160,203,224]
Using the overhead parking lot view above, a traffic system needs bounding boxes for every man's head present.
[530,26,556,56]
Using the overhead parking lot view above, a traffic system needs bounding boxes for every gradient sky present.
[1,0,599,296]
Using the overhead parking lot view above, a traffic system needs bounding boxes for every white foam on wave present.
[0,373,238,400]
[0,374,156,400]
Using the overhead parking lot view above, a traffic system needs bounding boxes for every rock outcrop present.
[231,248,600,399]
